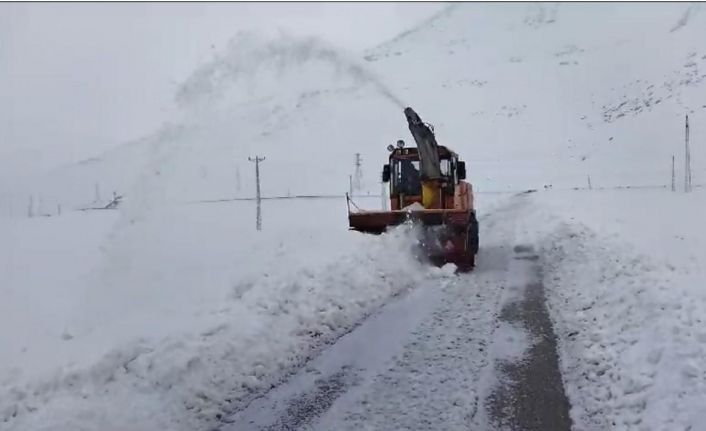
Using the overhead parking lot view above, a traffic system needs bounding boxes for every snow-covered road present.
[6,190,706,430]
[221,195,571,431]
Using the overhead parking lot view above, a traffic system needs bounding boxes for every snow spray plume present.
[175,32,405,109]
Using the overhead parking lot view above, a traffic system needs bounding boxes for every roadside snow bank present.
[0,197,441,431]
[524,190,706,431]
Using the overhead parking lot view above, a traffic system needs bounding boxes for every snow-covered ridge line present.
[366,3,459,55]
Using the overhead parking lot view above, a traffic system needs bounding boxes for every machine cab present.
[382,145,466,210]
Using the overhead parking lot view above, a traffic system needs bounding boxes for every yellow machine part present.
[421,181,440,208]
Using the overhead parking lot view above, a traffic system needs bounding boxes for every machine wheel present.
[468,212,479,256]
[455,254,475,273]
[454,213,479,273]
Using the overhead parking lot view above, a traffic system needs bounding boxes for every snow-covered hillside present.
[364,2,706,189]
[4,3,705,213]
[2,3,706,431]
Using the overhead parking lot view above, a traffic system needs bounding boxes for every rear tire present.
[454,213,479,273]
[455,255,474,273]
[468,211,479,256]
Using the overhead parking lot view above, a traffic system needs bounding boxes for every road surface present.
[221,197,572,431]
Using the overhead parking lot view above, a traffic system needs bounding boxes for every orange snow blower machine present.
[347,107,479,271]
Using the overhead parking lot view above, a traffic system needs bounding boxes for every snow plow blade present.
[348,208,471,234]
[347,201,478,272]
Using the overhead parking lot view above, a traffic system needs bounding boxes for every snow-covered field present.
[3,3,706,430]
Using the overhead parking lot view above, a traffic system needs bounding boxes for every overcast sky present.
[0,2,443,178]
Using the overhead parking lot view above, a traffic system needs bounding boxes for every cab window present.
[392,159,422,195]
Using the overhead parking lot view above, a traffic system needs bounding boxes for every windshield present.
[392,158,456,196]
[393,159,422,195]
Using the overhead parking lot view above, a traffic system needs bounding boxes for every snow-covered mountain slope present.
[364,2,706,189]
[2,3,706,431]
[4,3,705,215]
[2,34,407,216]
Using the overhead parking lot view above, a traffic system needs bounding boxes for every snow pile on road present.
[0,203,443,431]
[516,189,706,430]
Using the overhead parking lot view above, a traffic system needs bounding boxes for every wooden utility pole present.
[671,155,676,192]
[248,156,265,231]
[684,115,692,193]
